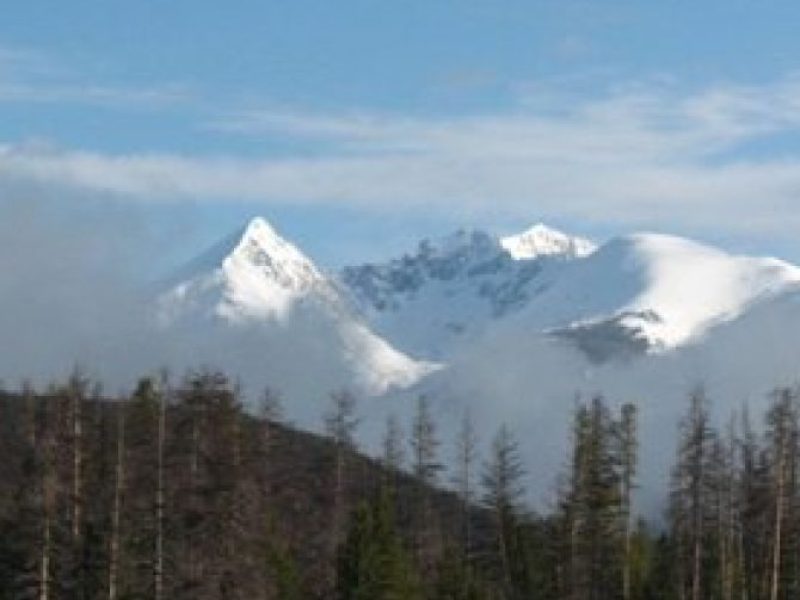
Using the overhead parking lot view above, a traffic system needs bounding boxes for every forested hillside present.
[1,370,799,599]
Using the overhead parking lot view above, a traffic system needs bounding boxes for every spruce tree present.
[336,491,421,600]
[409,395,442,572]
[669,387,716,600]
[453,409,479,560]
[481,424,526,595]
[567,396,623,600]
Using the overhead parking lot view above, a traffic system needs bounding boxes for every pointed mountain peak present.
[225,216,316,273]
[158,215,331,325]
[501,222,596,260]
[224,217,324,291]
[230,216,287,256]
[239,216,279,242]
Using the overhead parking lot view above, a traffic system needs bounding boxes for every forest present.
[0,369,798,600]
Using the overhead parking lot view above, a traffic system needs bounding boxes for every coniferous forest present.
[1,369,799,599]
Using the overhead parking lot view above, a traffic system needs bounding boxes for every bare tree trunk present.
[623,525,632,600]
[40,456,56,600]
[108,404,126,600]
[72,390,83,541]
[154,388,166,600]
[497,512,512,593]
[690,396,706,600]
[692,515,702,600]
[620,404,637,600]
[332,446,344,545]
[38,511,51,600]
[24,382,37,447]
[455,410,477,562]
[771,442,787,600]
[719,488,728,600]
[40,516,51,600]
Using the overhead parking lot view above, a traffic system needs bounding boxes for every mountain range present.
[155,216,800,509]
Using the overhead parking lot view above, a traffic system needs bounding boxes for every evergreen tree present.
[382,414,405,473]
[764,388,798,600]
[433,544,495,600]
[336,491,422,600]
[409,395,443,571]
[618,403,637,600]
[669,387,716,600]
[481,424,526,596]
[566,396,624,600]
[325,389,360,591]
[453,409,479,559]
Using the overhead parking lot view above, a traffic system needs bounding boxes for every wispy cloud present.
[0,44,190,109]
[4,75,800,236]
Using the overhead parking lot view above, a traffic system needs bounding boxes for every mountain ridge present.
[155,217,438,401]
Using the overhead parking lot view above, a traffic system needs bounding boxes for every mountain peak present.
[227,217,316,275]
[159,216,331,324]
[501,223,596,260]
[230,216,288,257]
[240,216,279,242]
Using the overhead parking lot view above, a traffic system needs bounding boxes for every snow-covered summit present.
[159,216,335,324]
[501,223,596,260]
[511,232,800,354]
[155,217,438,397]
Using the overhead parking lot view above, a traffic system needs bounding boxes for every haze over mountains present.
[5,212,800,509]
[149,215,800,508]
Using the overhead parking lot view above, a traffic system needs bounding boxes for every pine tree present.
[411,396,442,488]
[738,404,768,598]
[482,424,526,595]
[670,387,716,600]
[336,491,421,600]
[66,368,89,544]
[171,369,244,598]
[618,403,637,600]
[383,415,405,473]
[567,396,623,600]
[765,388,798,600]
[121,376,163,598]
[409,395,443,571]
[382,415,405,492]
[325,389,360,590]
[0,391,43,599]
[453,409,479,560]
[433,544,494,600]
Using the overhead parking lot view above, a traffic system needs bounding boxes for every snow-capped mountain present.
[340,226,590,359]
[156,217,437,401]
[504,232,800,359]
[500,223,596,260]
[159,217,339,324]
[342,226,800,363]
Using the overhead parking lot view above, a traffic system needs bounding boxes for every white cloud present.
[0,44,190,109]
[4,75,800,235]
[0,81,191,108]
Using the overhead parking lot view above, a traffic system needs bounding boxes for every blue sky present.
[3,1,800,269]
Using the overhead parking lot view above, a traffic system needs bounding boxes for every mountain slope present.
[509,232,800,356]
[156,217,436,404]
[341,225,590,359]
[158,217,339,324]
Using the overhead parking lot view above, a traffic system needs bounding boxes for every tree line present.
[0,369,799,599]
